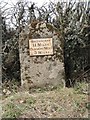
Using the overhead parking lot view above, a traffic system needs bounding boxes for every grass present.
[26,97,36,105]
[73,82,88,94]
[85,102,90,110]
[2,102,22,118]
[2,96,36,118]
[1,81,89,118]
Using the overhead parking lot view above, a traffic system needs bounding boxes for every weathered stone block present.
[19,21,65,90]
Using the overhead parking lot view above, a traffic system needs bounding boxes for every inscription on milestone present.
[29,38,53,56]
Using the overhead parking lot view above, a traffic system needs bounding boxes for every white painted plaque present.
[29,38,53,56]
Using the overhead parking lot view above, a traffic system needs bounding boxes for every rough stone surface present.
[19,21,65,89]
